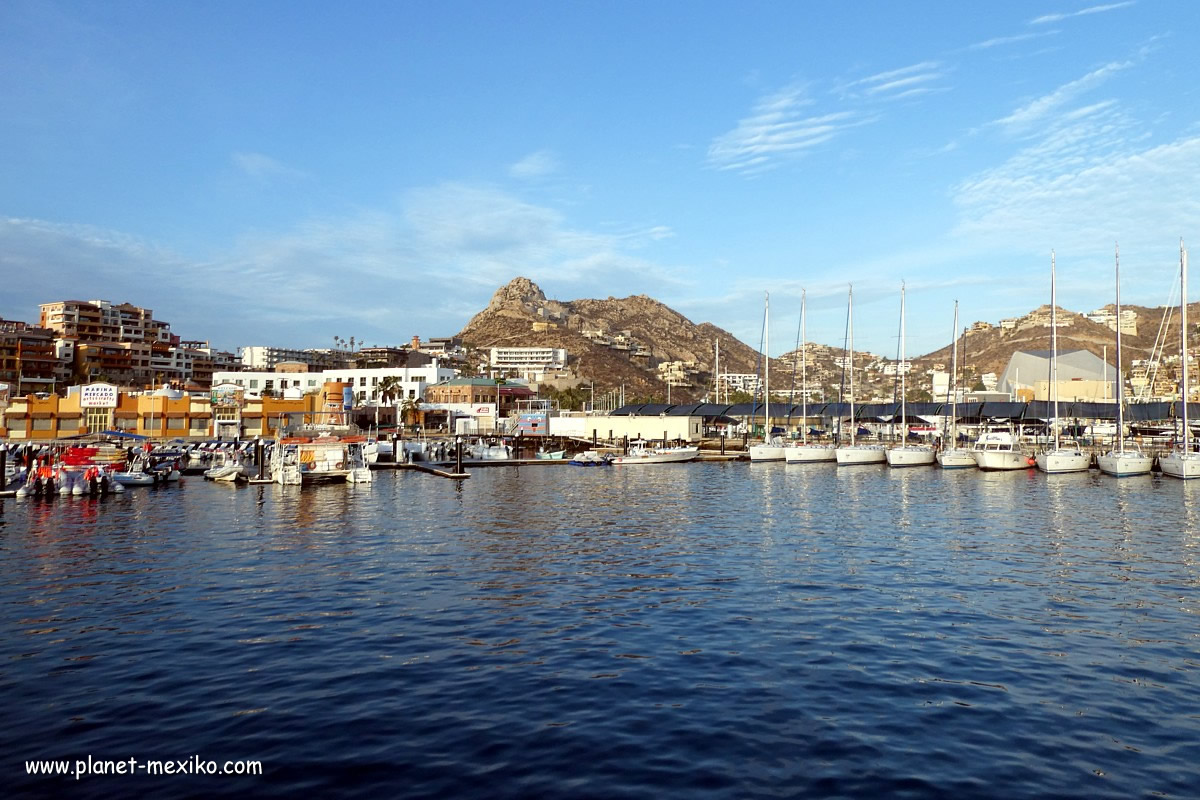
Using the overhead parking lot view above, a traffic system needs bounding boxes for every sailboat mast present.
[764,291,770,441]
[1182,241,1190,454]
[848,285,856,446]
[1115,243,1124,455]
[899,283,907,440]
[950,300,959,446]
[801,290,808,445]
[1051,251,1060,450]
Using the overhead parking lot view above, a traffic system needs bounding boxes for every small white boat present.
[1161,242,1200,479]
[936,447,977,469]
[885,444,935,467]
[886,284,936,469]
[535,449,566,460]
[569,450,611,466]
[834,285,887,467]
[835,444,887,465]
[468,441,511,460]
[1098,244,1152,477]
[1036,252,1091,475]
[973,430,1031,471]
[749,437,789,462]
[271,436,372,485]
[784,443,836,463]
[610,441,699,465]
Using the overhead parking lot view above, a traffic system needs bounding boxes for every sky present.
[3,1,1199,360]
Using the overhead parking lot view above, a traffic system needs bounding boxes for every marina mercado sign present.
[79,383,118,408]
[210,383,245,407]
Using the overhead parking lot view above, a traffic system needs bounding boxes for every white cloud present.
[707,82,870,174]
[232,152,307,181]
[992,60,1130,133]
[509,150,560,179]
[1029,2,1135,26]
[0,185,685,350]
[967,30,1060,51]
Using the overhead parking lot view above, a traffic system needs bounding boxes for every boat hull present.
[885,446,935,467]
[974,450,1030,471]
[784,445,836,463]
[748,444,788,462]
[936,448,977,469]
[1160,451,1200,479]
[1035,449,1091,474]
[611,447,699,465]
[835,445,887,465]
[1096,452,1153,477]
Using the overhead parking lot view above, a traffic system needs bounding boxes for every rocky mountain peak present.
[487,277,547,311]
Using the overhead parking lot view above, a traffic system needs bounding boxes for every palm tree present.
[378,376,403,425]
[399,397,420,427]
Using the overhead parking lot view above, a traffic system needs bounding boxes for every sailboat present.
[786,289,836,462]
[1097,243,1152,476]
[749,291,788,461]
[835,285,887,465]
[886,283,935,466]
[1160,240,1200,479]
[937,300,976,468]
[1035,250,1091,473]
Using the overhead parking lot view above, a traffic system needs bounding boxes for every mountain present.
[457,278,774,402]
[457,278,1196,404]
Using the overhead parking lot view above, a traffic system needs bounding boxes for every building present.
[238,345,339,371]
[488,347,567,381]
[998,350,1116,400]
[422,377,535,431]
[213,361,454,406]
[0,319,59,395]
[718,373,762,397]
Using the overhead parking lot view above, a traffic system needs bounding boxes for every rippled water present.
[2,464,1199,798]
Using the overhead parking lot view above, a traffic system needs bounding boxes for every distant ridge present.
[458,278,1197,403]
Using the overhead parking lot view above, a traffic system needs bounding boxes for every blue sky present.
[2,1,1198,359]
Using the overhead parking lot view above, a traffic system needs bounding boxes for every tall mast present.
[1182,241,1190,454]
[1051,250,1060,450]
[764,291,770,441]
[1115,243,1124,455]
[801,290,808,445]
[848,285,856,446]
[950,300,959,447]
[899,282,907,440]
[714,339,720,403]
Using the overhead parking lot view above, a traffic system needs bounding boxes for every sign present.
[210,383,244,407]
[80,383,118,408]
[342,387,353,410]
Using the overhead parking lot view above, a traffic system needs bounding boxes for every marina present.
[3,462,1199,798]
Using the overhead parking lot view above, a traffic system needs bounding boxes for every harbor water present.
[2,463,1199,798]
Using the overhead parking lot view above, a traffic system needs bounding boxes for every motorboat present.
[535,448,565,460]
[973,429,1031,471]
[610,441,699,465]
[271,436,372,485]
[569,450,611,466]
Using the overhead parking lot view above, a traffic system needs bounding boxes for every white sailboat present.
[835,285,887,465]
[1160,240,1200,479]
[886,283,935,467]
[1035,250,1091,473]
[937,300,976,468]
[749,291,788,461]
[786,289,836,463]
[1097,243,1152,476]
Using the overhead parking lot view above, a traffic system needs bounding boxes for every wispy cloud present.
[967,30,1059,51]
[707,84,874,175]
[992,60,1130,133]
[509,150,560,179]
[232,152,307,181]
[1029,2,1135,26]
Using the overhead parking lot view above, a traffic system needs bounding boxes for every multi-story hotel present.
[488,347,567,381]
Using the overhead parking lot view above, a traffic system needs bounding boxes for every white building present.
[212,362,455,405]
[719,373,762,395]
[489,347,567,381]
[239,345,330,370]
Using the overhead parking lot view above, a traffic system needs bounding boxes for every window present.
[359,377,367,386]
[249,380,258,389]
[167,417,186,430]
[85,407,111,432]
[371,376,378,386]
